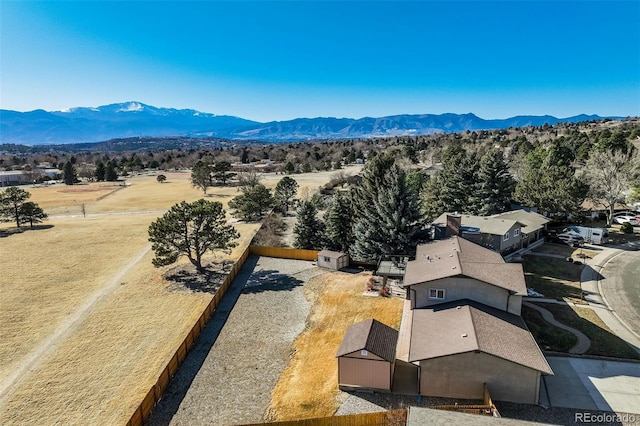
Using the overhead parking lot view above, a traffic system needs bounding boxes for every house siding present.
[418,351,541,404]
[411,277,519,315]
[338,357,392,391]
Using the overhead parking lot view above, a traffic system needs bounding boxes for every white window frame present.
[503,232,509,241]
[429,288,445,299]
[514,228,520,237]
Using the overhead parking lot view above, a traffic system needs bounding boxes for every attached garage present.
[336,319,398,392]
[317,250,349,270]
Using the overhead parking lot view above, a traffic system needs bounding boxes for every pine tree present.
[95,161,106,181]
[293,200,324,249]
[473,149,515,215]
[351,155,425,262]
[63,161,78,185]
[0,187,31,227]
[324,191,354,252]
[19,201,48,228]
[105,161,118,181]
[273,176,299,213]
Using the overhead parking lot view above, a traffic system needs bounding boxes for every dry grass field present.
[0,172,268,424]
[1,168,343,425]
[265,271,404,421]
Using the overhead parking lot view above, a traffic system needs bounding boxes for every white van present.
[564,225,609,245]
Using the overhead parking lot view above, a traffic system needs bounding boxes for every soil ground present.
[0,169,340,425]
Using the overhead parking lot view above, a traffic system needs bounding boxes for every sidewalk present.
[580,245,640,355]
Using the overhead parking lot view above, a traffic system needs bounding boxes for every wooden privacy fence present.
[249,245,320,261]
[126,245,251,426]
[432,384,500,417]
[242,410,408,426]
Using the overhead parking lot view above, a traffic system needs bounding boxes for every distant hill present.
[0,101,620,145]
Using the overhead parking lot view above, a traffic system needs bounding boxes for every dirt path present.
[0,244,151,400]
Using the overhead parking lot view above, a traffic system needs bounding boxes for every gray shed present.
[336,319,398,391]
[317,250,349,270]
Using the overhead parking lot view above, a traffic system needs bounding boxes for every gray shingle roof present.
[408,300,553,375]
[433,213,523,236]
[336,319,398,362]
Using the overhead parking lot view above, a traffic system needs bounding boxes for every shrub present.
[621,222,634,234]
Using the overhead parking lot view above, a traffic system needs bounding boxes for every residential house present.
[431,210,549,255]
[338,236,553,405]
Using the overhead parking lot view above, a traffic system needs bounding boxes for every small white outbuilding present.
[317,250,349,270]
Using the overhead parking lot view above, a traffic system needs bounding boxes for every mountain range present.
[0,101,618,145]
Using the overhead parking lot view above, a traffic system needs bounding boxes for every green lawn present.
[521,305,576,352]
[535,303,640,360]
[522,256,585,303]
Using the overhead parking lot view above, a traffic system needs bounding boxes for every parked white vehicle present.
[564,225,609,245]
[556,231,585,247]
[613,212,639,226]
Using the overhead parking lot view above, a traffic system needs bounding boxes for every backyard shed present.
[317,250,349,270]
[336,319,398,391]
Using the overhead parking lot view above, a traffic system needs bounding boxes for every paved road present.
[600,251,640,339]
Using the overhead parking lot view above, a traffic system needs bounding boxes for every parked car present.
[612,212,639,226]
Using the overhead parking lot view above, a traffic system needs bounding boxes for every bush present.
[621,222,634,234]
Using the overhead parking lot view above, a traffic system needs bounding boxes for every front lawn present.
[521,305,577,352]
[522,256,585,303]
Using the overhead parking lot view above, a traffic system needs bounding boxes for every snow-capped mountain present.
[0,101,617,145]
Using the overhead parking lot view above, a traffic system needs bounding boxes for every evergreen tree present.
[422,145,480,220]
[473,150,515,215]
[148,199,239,272]
[273,176,299,214]
[19,201,48,228]
[63,161,78,185]
[324,191,354,252]
[0,187,31,227]
[212,161,236,185]
[351,155,425,262]
[95,161,106,181]
[228,183,274,221]
[514,146,588,216]
[105,161,118,181]
[293,200,324,250]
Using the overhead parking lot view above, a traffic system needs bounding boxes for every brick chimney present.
[446,215,461,237]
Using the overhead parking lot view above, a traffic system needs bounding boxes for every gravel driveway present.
[146,255,324,426]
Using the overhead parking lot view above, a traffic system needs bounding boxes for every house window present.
[429,288,445,299]
[324,256,330,262]
[514,228,520,237]
[503,232,509,241]
[361,350,368,356]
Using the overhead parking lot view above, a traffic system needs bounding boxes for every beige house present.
[336,319,398,391]
[403,237,526,315]
[339,236,553,405]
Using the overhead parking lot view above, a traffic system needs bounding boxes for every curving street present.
[599,250,640,340]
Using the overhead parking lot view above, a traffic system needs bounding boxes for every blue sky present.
[1,1,639,122]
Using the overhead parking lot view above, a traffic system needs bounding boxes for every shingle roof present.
[433,213,523,236]
[408,300,553,375]
[493,210,549,233]
[404,237,527,295]
[336,319,398,362]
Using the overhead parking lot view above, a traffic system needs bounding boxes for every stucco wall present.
[412,277,517,314]
[338,357,392,391]
[419,351,541,404]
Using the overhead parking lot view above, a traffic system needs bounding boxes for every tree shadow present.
[0,224,54,238]
[165,260,234,293]
[242,269,304,294]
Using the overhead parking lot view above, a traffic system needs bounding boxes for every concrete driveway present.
[543,356,640,414]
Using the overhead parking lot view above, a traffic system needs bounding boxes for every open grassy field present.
[265,271,404,421]
[1,168,340,425]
